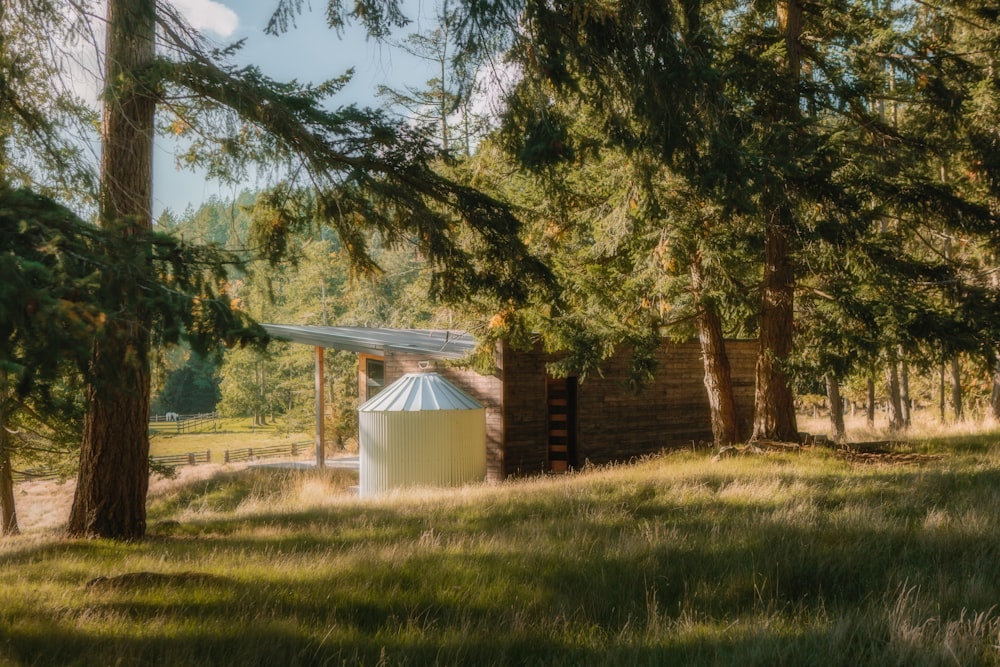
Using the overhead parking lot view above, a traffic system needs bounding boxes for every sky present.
[152,0,439,218]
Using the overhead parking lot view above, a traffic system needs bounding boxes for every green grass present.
[3,431,1000,666]
[148,418,317,459]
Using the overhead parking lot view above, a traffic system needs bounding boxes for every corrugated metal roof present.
[358,373,483,412]
[261,324,477,359]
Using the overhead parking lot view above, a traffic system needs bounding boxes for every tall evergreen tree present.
[68,0,158,540]
[0,189,100,535]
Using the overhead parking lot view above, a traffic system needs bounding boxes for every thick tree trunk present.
[752,218,799,442]
[752,0,801,443]
[68,0,156,540]
[0,447,16,536]
[691,259,741,446]
[951,356,963,422]
[825,374,846,444]
[0,398,19,536]
[885,359,904,432]
[697,304,741,446]
[866,376,876,428]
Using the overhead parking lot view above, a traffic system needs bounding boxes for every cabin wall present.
[572,341,757,465]
[496,343,550,476]
[499,340,758,476]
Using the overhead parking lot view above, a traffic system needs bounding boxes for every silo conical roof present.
[358,372,483,412]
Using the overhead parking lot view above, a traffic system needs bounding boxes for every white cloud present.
[168,0,239,38]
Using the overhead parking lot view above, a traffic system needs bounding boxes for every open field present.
[2,423,1000,666]
[148,418,319,457]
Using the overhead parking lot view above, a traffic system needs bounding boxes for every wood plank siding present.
[381,340,757,482]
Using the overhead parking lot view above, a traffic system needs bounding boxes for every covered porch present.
[260,325,478,468]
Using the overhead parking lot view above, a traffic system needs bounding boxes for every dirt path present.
[11,463,252,534]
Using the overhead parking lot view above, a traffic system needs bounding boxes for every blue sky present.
[154,0,437,218]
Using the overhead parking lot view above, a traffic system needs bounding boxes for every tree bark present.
[951,356,963,422]
[752,0,801,443]
[752,216,799,442]
[692,262,740,445]
[885,358,904,432]
[991,351,1000,422]
[899,351,911,427]
[825,374,846,444]
[0,396,19,536]
[68,0,156,540]
[939,361,946,423]
[866,375,876,428]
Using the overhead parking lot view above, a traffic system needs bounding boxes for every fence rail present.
[148,442,308,467]
[150,450,213,467]
[221,443,307,464]
[149,412,220,434]
[15,441,312,483]
[12,468,63,483]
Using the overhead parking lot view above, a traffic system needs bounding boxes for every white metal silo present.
[357,372,486,497]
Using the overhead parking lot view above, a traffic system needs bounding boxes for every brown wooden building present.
[263,325,757,481]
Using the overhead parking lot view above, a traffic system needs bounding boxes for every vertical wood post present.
[315,346,325,468]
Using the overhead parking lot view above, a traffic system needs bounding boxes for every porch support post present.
[315,346,325,468]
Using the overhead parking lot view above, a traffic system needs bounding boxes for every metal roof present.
[261,324,477,360]
[358,372,483,412]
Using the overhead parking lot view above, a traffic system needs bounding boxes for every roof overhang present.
[261,324,478,360]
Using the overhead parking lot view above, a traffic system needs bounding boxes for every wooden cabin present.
[263,325,757,481]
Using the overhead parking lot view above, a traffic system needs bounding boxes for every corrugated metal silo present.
[358,372,486,497]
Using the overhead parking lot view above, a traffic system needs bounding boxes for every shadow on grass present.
[0,618,870,667]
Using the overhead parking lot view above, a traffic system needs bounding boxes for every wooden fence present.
[221,443,306,464]
[149,441,310,468]
[15,441,312,482]
[12,468,63,483]
[150,450,212,467]
[149,412,220,434]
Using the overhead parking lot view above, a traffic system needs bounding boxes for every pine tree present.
[67,0,158,541]
[0,189,101,535]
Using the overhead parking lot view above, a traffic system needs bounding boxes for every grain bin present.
[358,372,486,497]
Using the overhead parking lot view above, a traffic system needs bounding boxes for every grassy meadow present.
[147,418,319,459]
[2,420,1000,665]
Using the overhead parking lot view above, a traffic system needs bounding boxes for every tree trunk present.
[885,359,904,432]
[939,361,946,423]
[951,356,963,422]
[752,0,801,443]
[866,375,876,428]
[691,259,741,445]
[68,0,156,540]
[899,351,911,427]
[0,447,16,536]
[991,351,1000,422]
[752,217,799,442]
[825,374,846,444]
[696,300,740,446]
[0,396,19,536]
